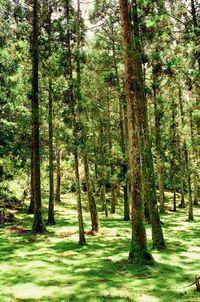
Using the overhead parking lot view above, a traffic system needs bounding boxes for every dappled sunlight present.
[0,193,200,301]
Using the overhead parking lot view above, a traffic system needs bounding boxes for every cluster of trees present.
[0,0,199,263]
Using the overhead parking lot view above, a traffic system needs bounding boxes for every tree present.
[31,0,46,233]
[119,0,153,264]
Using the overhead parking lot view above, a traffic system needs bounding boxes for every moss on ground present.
[0,193,200,302]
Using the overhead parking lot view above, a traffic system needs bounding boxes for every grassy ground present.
[0,192,200,302]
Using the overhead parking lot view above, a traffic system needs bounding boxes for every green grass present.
[0,193,200,302]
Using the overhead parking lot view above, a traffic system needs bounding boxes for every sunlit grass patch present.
[0,192,200,301]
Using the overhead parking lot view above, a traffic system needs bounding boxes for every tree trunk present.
[177,135,185,208]
[178,87,193,220]
[119,0,153,264]
[190,109,199,207]
[99,126,108,216]
[111,27,129,218]
[152,76,165,213]
[74,150,86,245]
[184,146,194,221]
[84,155,99,231]
[28,138,34,214]
[31,0,45,233]
[131,0,165,250]
[171,97,177,212]
[46,6,55,225]
[55,146,61,203]
[74,0,86,246]
[47,79,55,225]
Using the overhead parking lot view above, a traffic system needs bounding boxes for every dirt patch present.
[9,224,30,234]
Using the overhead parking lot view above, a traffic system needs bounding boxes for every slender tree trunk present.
[31,0,45,233]
[46,6,55,225]
[131,0,165,250]
[84,155,99,231]
[193,175,198,207]
[184,146,194,220]
[28,138,35,214]
[74,149,86,245]
[99,125,108,216]
[111,28,129,219]
[107,90,117,214]
[171,97,177,212]
[152,77,165,213]
[119,0,153,264]
[47,79,55,225]
[178,87,193,220]
[177,135,185,208]
[73,0,86,245]
[190,109,199,207]
[55,146,61,203]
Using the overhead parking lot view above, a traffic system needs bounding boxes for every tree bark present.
[152,71,165,213]
[31,0,45,233]
[74,0,86,245]
[111,30,130,220]
[189,109,198,207]
[28,137,35,214]
[55,146,61,203]
[131,0,165,250]
[171,97,177,212]
[74,149,86,245]
[46,5,55,225]
[84,155,99,231]
[178,87,193,220]
[119,0,153,264]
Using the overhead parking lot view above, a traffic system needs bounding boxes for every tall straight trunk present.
[184,146,194,220]
[55,146,61,203]
[28,137,35,214]
[31,0,45,233]
[119,0,153,264]
[193,175,198,206]
[46,6,55,225]
[84,155,99,231]
[171,97,176,212]
[107,88,117,214]
[100,185,108,216]
[131,0,165,250]
[152,74,165,213]
[111,29,130,220]
[178,87,193,220]
[74,0,86,245]
[120,100,130,221]
[177,135,185,208]
[47,79,55,224]
[99,125,108,216]
[190,109,199,207]
[74,149,86,245]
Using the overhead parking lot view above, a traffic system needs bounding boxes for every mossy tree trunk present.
[131,0,165,250]
[119,0,153,264]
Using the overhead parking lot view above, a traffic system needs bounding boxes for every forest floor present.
[0,192,200,302]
